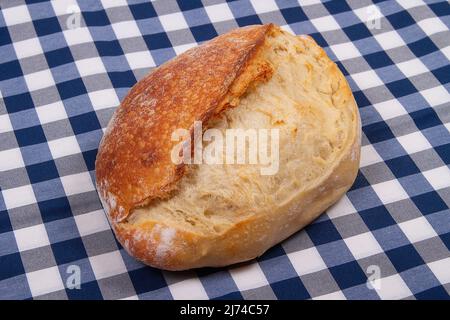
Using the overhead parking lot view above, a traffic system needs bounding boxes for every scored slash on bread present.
[95,24,361,270]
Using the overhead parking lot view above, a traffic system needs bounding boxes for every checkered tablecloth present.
[0,0,449,300]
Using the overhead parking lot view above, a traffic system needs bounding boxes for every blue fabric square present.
[15,125,46,147]
[386,244,425,272]
[3,92,33,113]
[66,280,103,300]
[38,197,72,223]
[96,40,124,57]
[70,111,101,135]
[271,278,310,300]
[363,121,395,143]
[177,0,203,11]
[0,253,25,281]
[0,60,23,81]
[129,267,167,294]
[410,108,442,130]
[0,27,12,46]
[441,232,450,251]
[143,32,172,50]
[309,32,328,48]
[109,71,136,89]
[432,65,450,85]
[235,15,262,27]
[360,205,396,230]
[259,244,286,261]
[329,261,367,289]
[386,78,417,97]
[190,24,218,42]
[306,219,342,246]
[343,23,372,41]
[57,78,87,100]
[0,211,12,233]
[129,2,157,20]
[349,171,370,191]
[408,37,439,57]
[52,237,87,264]
[435,144,450,165]
[385,155,420,178]
[428,1,450,16]
[83,10,110,26]
[45,47,74,68]
[26,160,59,183]
[82,149,97,172]
[387,10,416,29]
[412,191,448,215]
[214,291,243,300]
[280,7,308,24]
[415,285,450,300]
[324,1,352,14]
[364,51,394,69]
[33,17,61,37]
[352,90,371,107]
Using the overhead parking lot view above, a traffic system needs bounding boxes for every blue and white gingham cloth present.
[0,0,449,300]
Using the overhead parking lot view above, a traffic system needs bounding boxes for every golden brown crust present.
[95,24,274,223]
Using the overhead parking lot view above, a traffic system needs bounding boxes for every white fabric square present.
[287,247,327,276]
[13,37,43,59]
[61,172,95,196]
[75,57,107,77]
[423,166,450,191]
[428,258,450,285]
[311,15,341,32]
[313,290,346,300]
[330,42,361,61]
[420,86,450,107]
[75,210,110,237]
[373,99,407,120]
[14,224,50,251]
[327,195,357,219]
[204,3,234,23]
[374,30,405,51]
[51,0,78,16]
[397,131,432,155]
[399,217,438,243]
[167,274,209,300]
[2,5,32,26]
[360,144,383,167]
[351,70,383,90]
[0,148,24,171]
[88,89,120,111]
[26,266,64,297]
[100,0,127,9]
[375,274,412,299]
[89,251,127,280]
[173,43,197,55]
[159,12,189,32]
[250,0,279,13]
[230,262,269,291]
[397,0,425,10]
[25,69,55,91]
[112,20,142,39]
[344,232,384,260]
[36,101,68,124]
[418,17,448,35]
[372,179,409,204]
[396,58,429,78]
[2,185,36,209]
[63,27,93,46]
[48,135,81,159]
[125,51,155,70]
[442,46,450,61]
[0,114,13,134]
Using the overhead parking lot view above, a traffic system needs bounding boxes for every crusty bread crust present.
[95,24,361,270]
[95,24,273,223]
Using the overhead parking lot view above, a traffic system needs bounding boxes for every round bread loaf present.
[95,24,361,270]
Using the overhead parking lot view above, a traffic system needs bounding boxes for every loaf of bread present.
[95,24,361,270]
